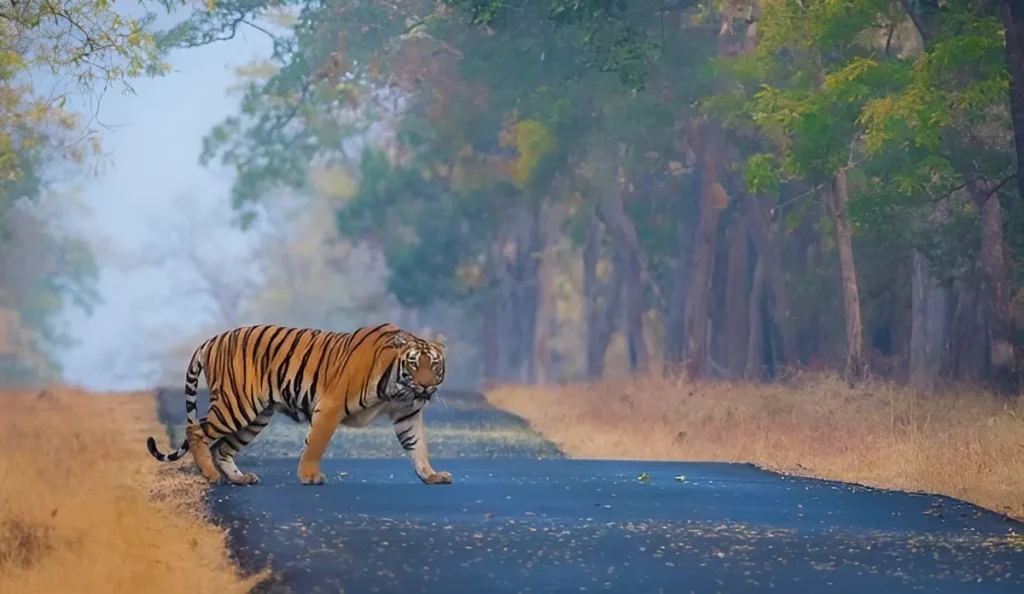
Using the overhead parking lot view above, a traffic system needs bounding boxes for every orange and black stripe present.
[146,323,406,462]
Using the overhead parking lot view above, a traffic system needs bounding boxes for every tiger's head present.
[390,330,447,401]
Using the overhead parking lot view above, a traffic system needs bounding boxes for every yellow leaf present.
[509,119,556,189]
[310,166,357,200]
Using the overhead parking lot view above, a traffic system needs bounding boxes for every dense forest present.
[153,0,1024,394]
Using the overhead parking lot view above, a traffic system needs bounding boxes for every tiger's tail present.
[146,341,207,462]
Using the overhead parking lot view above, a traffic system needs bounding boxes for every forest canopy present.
[165,0,1024,393]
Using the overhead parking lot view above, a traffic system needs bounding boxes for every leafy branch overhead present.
[710,1,1012,243]
[0,0,171,193]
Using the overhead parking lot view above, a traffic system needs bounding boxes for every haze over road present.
[155,390,1024,593]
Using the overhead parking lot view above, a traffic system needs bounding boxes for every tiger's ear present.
[431,332,448,352]
[389,331,411,348]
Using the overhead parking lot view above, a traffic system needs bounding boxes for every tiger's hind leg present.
[185,421,222,484]
[188,390,261,484]
[213,408,274,486]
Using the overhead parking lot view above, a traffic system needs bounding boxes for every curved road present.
[156,389,1024,593]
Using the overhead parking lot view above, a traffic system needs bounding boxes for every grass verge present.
[487,372,1024,520]
[0,385,269,594]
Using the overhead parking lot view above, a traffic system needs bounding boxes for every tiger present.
[145,323,451,486]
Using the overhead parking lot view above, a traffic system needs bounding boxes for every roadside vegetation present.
[489,374,1024,521]
[0,386,266,594]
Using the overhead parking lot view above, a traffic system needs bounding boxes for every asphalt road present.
[156,389,1024,593]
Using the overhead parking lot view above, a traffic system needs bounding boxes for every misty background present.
[57,13,272,390]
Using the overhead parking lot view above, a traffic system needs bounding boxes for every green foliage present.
[0,184,101,379]
[758,0,889,56]
[859,12,1007,154]
[444,0,663,90]
[338,147,512,307]
[23,234,101,357]
[178,0,442,222]
[506,119,557,190]
[743,153,781,196]
[706,0,1017,290]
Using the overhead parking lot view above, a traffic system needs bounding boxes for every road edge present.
[150,386,278,591]
[484,387,1024,528]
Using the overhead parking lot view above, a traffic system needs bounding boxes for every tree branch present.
[898,0,930,46]
[931,172,1017,204]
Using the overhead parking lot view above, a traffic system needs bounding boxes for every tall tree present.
[998,0,1024,206]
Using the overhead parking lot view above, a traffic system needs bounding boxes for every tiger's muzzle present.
[413,385,437,401]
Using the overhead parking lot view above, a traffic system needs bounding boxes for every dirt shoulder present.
[487,373,1024,521]
[0,385,267,594]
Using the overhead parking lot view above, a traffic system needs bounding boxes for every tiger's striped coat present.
[146,323,450,486]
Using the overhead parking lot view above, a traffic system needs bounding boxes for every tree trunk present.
[910,251,949,391]
[1001,0,1024,204]
[596,160,650,375]
[532,258,552,385]
[481,290,500,383]
[910,251,928,388]
[496,205,541,383]
[583,211,621,380]
[708,232,731,373]
[664,156,700,374]
[725,210,749,375]
[829,168,867,382]
[683,120,727,380]
[517,211,541,383]
[494,230,516,382]
[970,181,1018,394]
[746,258,765,380]
[533,199,565,385]
[679,4,758,380]
[743,193,799,366]
[621,250,648,374]
[664,260,688,373]
[949,274,989,382]
[583,213,602,379]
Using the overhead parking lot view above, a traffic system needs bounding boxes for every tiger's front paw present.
[421,470,452,485]
[299,472,327,485]
[233,472,260,486]
[298,464,327,485]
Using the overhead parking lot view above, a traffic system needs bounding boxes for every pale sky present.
[58,7,276,390]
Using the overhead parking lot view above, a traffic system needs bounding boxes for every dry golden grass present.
[488,372,1024,520]
[0,385,269,594]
